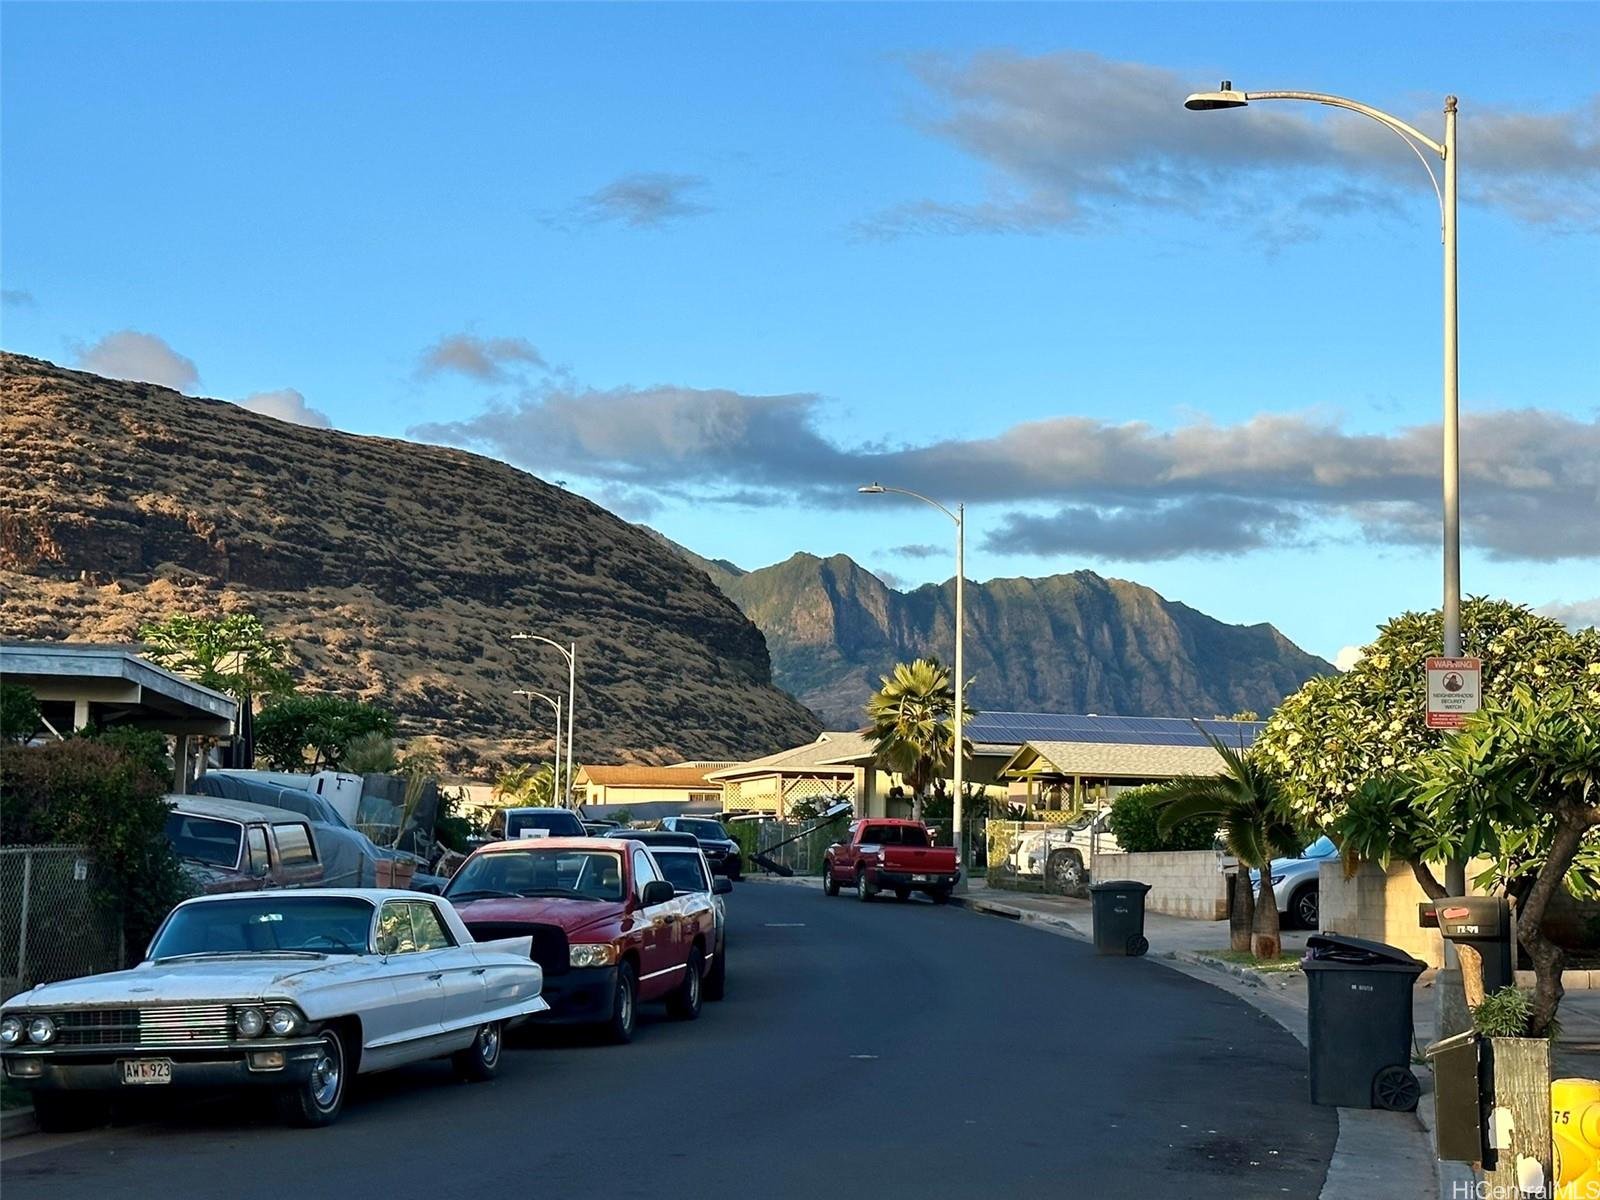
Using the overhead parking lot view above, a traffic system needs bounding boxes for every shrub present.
[255,695,395,770]
[1,684,41,743]
[1109,785,1218,853]
[1,739,192,954]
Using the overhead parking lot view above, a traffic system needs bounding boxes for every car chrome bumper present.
[2,1042,325,1091]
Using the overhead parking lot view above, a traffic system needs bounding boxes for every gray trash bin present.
[1088,880,1151,957]
[1303,933,1425,1111]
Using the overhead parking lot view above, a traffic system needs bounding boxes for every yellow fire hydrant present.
[1553,1078,1600,1198]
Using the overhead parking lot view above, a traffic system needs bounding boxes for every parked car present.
[164,796,325,893]
[486,806,587,840]
[657,816,742,879]
[444,837,717,1042]
[581,819,622,836]
[1007,808,1121,896]
[823,819,959,904]
[0,890,548,1130]
[1253,836,1336,930]
[628,831,731,1000]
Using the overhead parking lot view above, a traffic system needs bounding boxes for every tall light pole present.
[1183,83,1462,663]
[859,483,967,891]
[511,633,577,807]
[512,688,563,803]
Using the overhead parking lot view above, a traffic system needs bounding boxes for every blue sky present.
[4,2,1597,664]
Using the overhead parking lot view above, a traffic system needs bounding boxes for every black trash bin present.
[1088,880,1151,957]
[1302,933,1425,1111]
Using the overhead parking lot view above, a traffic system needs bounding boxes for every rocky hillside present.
[0,353,821,771]
[669,546,1332,729]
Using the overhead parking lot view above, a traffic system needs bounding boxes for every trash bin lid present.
[1088,880,1152,894]
[1303,932,1426,973]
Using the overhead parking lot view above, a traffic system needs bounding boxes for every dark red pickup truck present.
[823,819,959,904]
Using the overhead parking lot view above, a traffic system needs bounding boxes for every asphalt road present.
[2,882,1335,1199]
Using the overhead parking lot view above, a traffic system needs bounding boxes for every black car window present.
[166,813,244,869]
[506,809,586,838]
[652,851,708,893]
[676,818,730,840]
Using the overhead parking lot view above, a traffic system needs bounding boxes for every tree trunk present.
[1408,858,1447,900]
[911,791,924,823]
[1518,814,1591,1036]
[1253,869,1281,960]
[1230,865,1254,954]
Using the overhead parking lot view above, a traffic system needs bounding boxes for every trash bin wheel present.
[1126,935,1149,957]
[1372,1065,1420,1112]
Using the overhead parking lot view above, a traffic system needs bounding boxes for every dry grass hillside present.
[0,353,821,772]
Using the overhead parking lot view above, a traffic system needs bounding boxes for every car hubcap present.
[479,1023,500,1065]
[688,964,700,1005]
[1299,893,1318,926]
[620,981,634,1030]
[310,1037,341,1109]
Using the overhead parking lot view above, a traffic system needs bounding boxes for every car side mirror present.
[713,877,733,895]
[641,880,675,906]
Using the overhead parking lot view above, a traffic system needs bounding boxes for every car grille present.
[465,921,569,976]
[53,1005,235,1048]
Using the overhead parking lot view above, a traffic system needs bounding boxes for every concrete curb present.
[1,1107,38,1140]
[947,894,1090,940]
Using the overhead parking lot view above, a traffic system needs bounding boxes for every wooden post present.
[1485,1036,1552,1194]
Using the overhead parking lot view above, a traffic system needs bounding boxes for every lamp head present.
[858,483,887,494]
[1185,81,1248,111]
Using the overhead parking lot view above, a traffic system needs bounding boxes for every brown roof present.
[578,764,720,789]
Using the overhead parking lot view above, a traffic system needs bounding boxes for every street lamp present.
[1183,81,1463,665]
[510,633,577,807]
[512,688,563,803]
[858,482,968,891]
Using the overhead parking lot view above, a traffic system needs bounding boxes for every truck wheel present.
[929,887,952,905]
[822,864,839,896]
[1047,850,1088,898]
[278,1027,348,1126]
[705,938,727,1001]
[606,963,638,1044]
[451,1021,503,1083]
[667,949,704,1021]
[893,886,911,902]
[31,1092,108,1134]
[856,869,874,902]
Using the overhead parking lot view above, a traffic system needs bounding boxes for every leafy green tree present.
[254,695,394,771]
[865,658,974,822]
[1415,683,1600,1035]
[138,612,295,701]
[1108,785,1218,853]
[1143,737,1306,959]
[1,684,41,743]
[492,762,557,806]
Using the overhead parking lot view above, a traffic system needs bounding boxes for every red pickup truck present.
[823,819,959,904]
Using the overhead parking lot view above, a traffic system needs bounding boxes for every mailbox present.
[1434,895,1515,992]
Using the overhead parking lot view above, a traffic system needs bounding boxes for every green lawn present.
[1195,948,1305,974]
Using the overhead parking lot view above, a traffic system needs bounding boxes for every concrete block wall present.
[1318,860,1450,967]
[1093,850,1229,920]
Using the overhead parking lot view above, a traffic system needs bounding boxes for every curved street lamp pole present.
[859,483,967,892]
[1185,83,1464,900]
[511,633,578,807]
[512,688,563,804]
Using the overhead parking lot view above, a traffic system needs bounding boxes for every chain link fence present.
[1,846,124,997]
[983,813,1106,896]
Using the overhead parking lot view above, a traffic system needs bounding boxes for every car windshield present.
[165,812,244,868]
[652,851,708,894]
[506,810,586,839]
[446,848,625,902]
[1302,837,1337,859]
[149,896,374,959]
[676,819,730,841]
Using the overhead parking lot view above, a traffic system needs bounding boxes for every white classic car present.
[0,889,548,1130]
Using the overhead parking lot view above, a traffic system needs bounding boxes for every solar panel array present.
[964,711,1264,749]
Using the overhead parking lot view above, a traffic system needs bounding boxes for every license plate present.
[121,1059,173,1086]
[914,874,932,882]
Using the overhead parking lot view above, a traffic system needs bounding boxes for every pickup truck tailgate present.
[882,846,958,875]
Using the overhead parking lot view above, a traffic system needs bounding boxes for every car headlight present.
[267,1007,300,1037]
[0,1016,23,1046]
[236,1007,265,1037]
[569,943,619,968]
[27,1016,56,1045]
[1270,875,1285,887]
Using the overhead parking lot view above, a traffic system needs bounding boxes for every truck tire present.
[1047,850,1088,898]
[929,887,952,905]
[606,962,638,1044]
[822,863,839,896]
[856,868,874,902]
[667,949,704,1021]
[706,937,727,1001]
[893,886,911,901]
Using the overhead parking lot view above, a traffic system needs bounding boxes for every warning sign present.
[1426,657,1482,729]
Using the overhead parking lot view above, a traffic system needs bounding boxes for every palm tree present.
[1143,734,1305,959]
[865,658,974,822]
[492,763,556,807]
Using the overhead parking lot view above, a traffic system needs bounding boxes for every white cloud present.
[418,334,544,382]
[1334,645,1365,672]
[75,330,199,392]
[1537,597,1600,631]
[237,388,332,429]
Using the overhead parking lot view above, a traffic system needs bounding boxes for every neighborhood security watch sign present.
[1426,657,1482,729]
